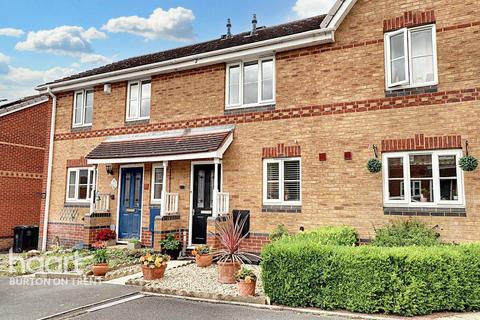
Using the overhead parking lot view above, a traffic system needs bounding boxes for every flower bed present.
[261,231,480,316]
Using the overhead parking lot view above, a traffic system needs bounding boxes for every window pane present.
[154,168,163,183]
[140,81,151,117]
[261,60,273,101]
[134,173,141,207]
[284,182,300,201]
[88,170,94,199]
[388,180,404,200]
[390,33,405,59]
[440,179,458,201]
[267,182,279,200]
[78,185,88,200]
[243,62,258,104]
[228,66,240,105]
[388,158,403,178]
[78,170,88,184]
[154,184,162,199]
[77,170,88,200]
[411,56,434,84]
[153,167,163,200]
[85,90,93,107]
[74,92,83,124]
[410,155,432,178]
[411,180,433,202]
[68,171,76,199]
[266,162,279,200]
[128,83,138,118]
[284,161,300,181]
[391,59,406,84]
[411,29,433,57]
[84,106,92,124]
[439,155,457,177]
[267,162,279,181]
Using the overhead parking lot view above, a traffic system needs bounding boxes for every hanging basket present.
[367,158,382,173]
[459,155,478,171]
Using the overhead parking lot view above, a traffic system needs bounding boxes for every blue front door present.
[119,167,143,240]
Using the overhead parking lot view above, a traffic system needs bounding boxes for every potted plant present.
[139,251,170,280]
[420,188,429,202]
[91,248,109,277]
[127,238,141,250]
[192,245,212,267]
[159,233,181,260]
[214,215,257,284]
[96,229,116,247]
[235,266,257,296]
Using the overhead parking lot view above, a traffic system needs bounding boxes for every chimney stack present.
[251,14,257,36]
[226,18,232,38]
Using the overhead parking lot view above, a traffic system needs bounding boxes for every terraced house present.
[36,0,480,252]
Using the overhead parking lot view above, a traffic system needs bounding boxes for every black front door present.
[192,164,221,244]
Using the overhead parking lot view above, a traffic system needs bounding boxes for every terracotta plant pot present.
[91,263,109,277]
[141,264,167,280]
[237,280,256,296]
[195,254,212,267]
[217,261,241,284]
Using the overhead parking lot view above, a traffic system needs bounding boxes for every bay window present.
[383,150,464,206]
[73,89,93,127]
[263,158,301,205]
[226,57,275,109]
[384,25,437,89]
[66,168,95,202]
[126,79,151,121]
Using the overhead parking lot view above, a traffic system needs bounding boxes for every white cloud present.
[0,28,24,37]
[0,65,77,100]
[293,0,335,18]
[0,52,10,75]
[102,7,195,41]
[79,53,112,65]
[15,26,107,56]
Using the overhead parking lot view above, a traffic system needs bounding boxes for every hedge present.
[286,226,358,246]
[261,240,480,316]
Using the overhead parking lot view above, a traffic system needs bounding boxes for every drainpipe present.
[41,87,57,251]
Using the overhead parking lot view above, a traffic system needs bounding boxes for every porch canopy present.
[85,125,234,164]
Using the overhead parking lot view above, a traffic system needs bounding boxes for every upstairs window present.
[226,57,275,109]
[127,79,151,121]
[73,89,93,127]
[383,150,464,207]
[384,25,437,89]
[66,168,95,202]
[263,158,301,205]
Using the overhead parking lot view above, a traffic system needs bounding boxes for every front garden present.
[261,221,480,317]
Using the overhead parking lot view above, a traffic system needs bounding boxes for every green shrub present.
[372,220,441,247]
[269,224,290,241]
[261,240,480,316]
[289,226,358,246]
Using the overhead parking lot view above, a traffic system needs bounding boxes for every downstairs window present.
[66,167,95,202]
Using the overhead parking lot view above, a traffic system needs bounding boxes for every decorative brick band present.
[0,141,46,151]
[381,134,462,152]
[262,205,302,213]
[66,157,88,167]
[262,143,301,158]
[384,9,436,32]
[55,86,480,142]
[384,207,466,217]
[0,170,43,179]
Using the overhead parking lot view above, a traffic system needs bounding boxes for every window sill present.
[383,206,466,217]
[224,104,275,115]
[64,202,90,208]
[385,84,438,97]
[125,118,150,126]
[262,204,301,213]
[71,125,92,133]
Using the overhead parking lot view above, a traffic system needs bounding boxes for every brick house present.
[36,0,480,252]
[0,95,51,250]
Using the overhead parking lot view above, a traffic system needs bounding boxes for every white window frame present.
[126,79,151,122]
[263,157,301,206]
[225,56,275,109]
[384,24,438,90]
[150,163,165,204]
[66,167,96,203]
[382,149,464,207]
[72,89,94,127]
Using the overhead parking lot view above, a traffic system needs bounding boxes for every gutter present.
[41,87,57,251]
[36,27,335,93]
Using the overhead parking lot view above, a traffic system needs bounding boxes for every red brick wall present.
[0,100,51,250]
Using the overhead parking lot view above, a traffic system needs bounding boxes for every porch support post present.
[160,161,168,216]
[90,164,98,214]
[213,158,220,217]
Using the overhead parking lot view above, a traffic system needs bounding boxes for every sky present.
[0,0,335,102]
